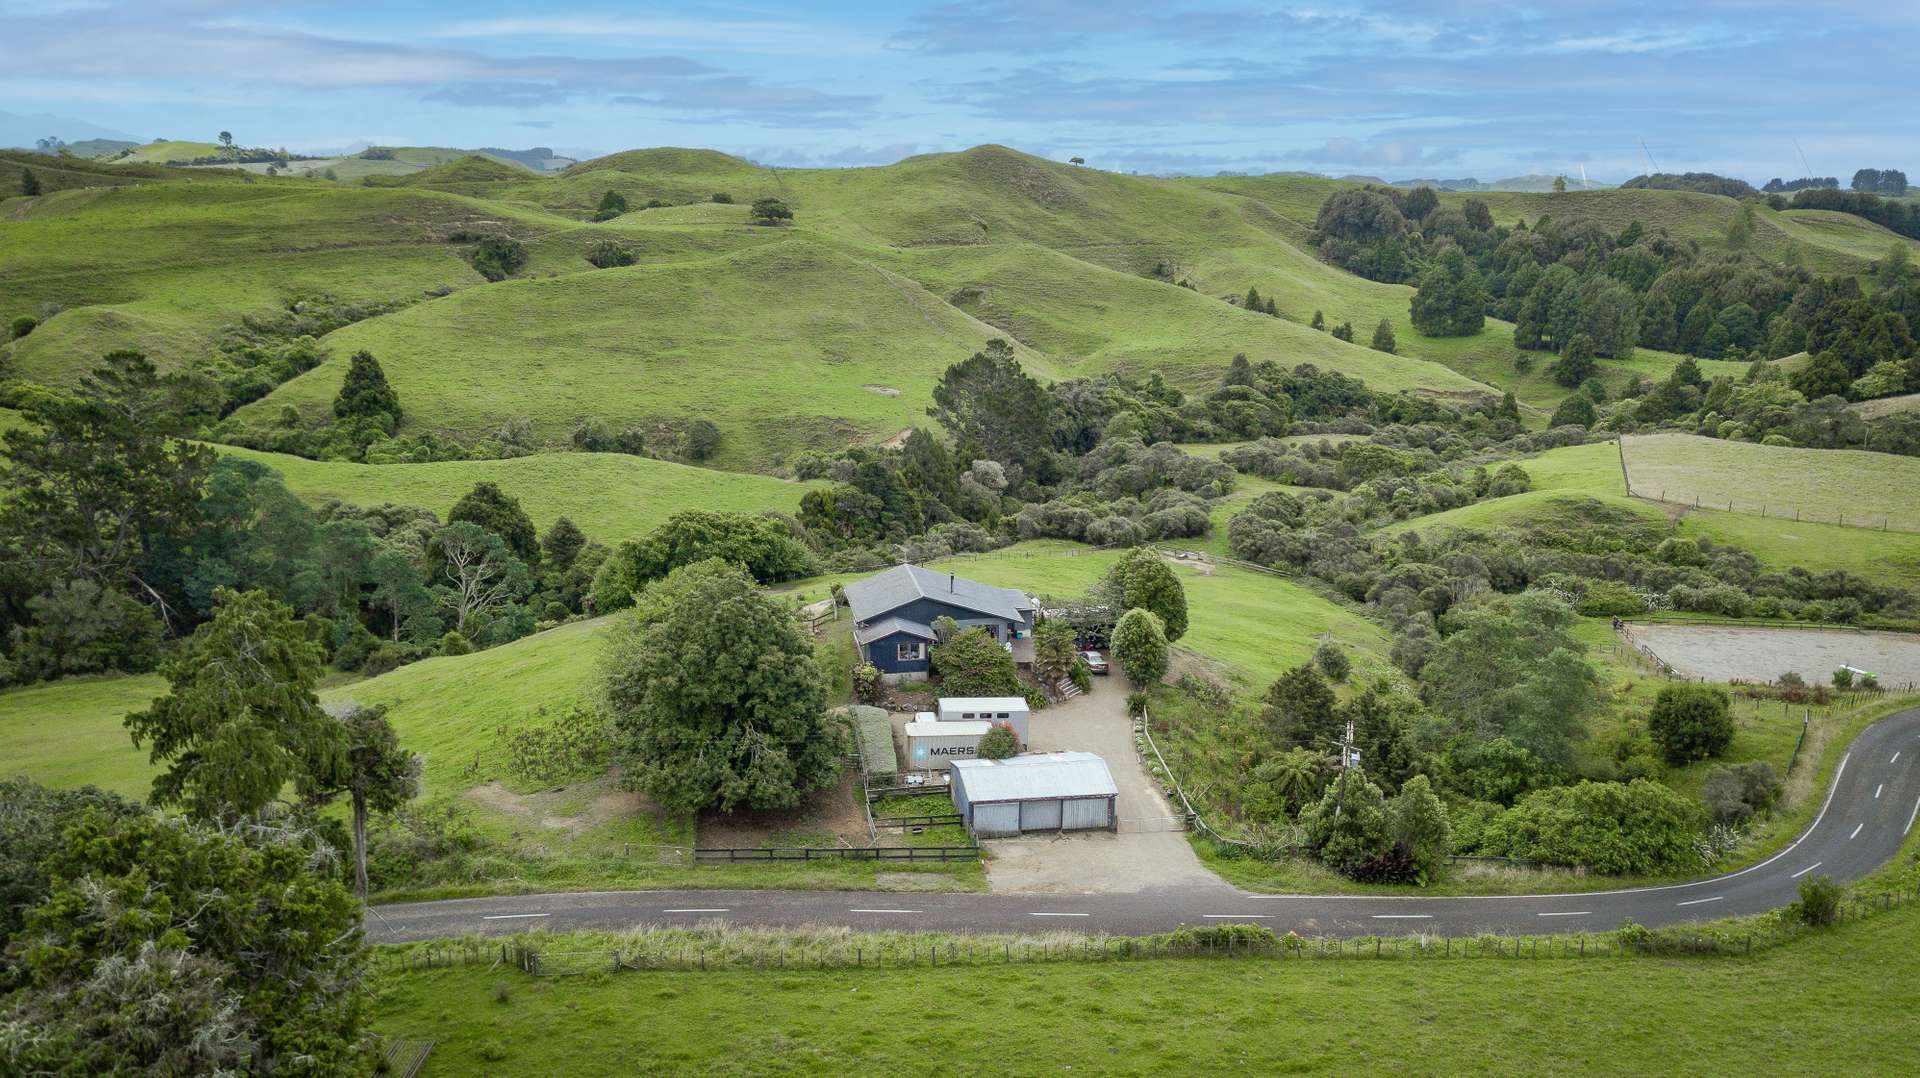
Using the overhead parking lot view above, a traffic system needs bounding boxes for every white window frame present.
[896,641,926,662]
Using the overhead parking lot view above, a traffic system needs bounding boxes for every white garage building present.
[950,752,1118,838]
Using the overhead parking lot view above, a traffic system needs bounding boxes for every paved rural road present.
[367,708,1920,943]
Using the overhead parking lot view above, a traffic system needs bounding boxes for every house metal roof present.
[950,752,1118,803]
[852,615,936,646]
[843,564,1033,626]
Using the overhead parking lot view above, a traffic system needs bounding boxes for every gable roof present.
[853,615,936,646]
[843,564,1032,625]
[951,752,1118,802]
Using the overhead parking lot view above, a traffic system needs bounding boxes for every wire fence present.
[1618,438,1918,533]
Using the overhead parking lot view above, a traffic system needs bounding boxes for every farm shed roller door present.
[1019,799,1063,830]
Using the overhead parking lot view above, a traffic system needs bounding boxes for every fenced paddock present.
[1619,433,1920,532]
[1624,622,1920,688]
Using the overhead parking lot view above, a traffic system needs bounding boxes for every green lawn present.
[1623,433,1920,530]
[371,898,1920,1075]
[220,446,824,544]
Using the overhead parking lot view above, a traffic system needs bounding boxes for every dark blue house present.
[845,564,1036,679]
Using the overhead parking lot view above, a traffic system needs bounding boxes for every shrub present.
[466,234,528,281]
[1701,761,1782,824]
[931,627,1023,697]
[978,722,1018,759]
[749,197,793,225]
[1794,874,1842,927]
[586,240,637,269]
[1312,641,1351,682]
[499,704,618,786]
[1647,684,1733,766]
[852,662,884,705]
[1112,608,1170,687]
[1482,779,1705,875]
[1301,768,1391,876]
[438,630,473,656]
[1831,667,1853,689]
[9,314,36,339]
[711,192,734,203]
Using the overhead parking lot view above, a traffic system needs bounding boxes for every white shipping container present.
[905,719,992,767]
[935,696,1030,746]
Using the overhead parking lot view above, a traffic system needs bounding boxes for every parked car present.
[1079,649,1109,675]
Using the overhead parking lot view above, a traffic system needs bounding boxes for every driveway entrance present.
[981,677,1233,895]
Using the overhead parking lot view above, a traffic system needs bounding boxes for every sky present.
[3,0,1914,181]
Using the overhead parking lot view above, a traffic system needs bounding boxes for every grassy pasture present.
[371,899,1920,1076]
[238,235,1052,470]
[220,446,824,545]
[1622,433,1920,531]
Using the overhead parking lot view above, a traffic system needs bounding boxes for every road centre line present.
[1907,796,1920,835]
[1893,752,1901,764]
[1028,912,1089,917]
[1791,862,1823,879]
[1371,914,1431,919]
[662,908,730,914]
[1535,911,1591,917]
[849,909,920,914]
[1850,823,1865,840]
[482,913,550,920]
[1876,784,1884,799]
[1676,897,1723,907]
[1202,914,1271,919]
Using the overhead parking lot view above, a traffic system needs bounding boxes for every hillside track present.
[368,708,1920,943]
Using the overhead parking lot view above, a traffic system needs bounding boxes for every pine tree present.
[1370,319,1397,353]
[332,350,401,422]
[1310,309,1326,331]
[1244,285,1263,311]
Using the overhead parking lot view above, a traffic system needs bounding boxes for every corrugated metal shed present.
[951,753,1117,802]
[950,752,1119,838]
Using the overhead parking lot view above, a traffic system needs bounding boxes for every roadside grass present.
[220,445,824,545]
[368,899,1920,1076]
[1623,432,1920,531]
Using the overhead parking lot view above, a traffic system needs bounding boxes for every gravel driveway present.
[981,677,1234,895]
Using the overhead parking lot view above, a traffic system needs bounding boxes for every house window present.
[896,641,926,662]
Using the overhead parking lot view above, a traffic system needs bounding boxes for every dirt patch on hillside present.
[466,775,659,835]
[880,428,913,449]
[862,384,901,397]
[696,769,870,849]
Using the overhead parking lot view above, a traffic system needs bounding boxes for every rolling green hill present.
[233,235,1061,470]
[219,445,824,544]
[9,143,1909,478]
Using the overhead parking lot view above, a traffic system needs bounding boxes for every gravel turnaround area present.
[1628,623,1920,688]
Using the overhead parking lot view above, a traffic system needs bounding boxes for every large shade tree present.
[1419,592,1599,767]
[1103,547,1189,641]
[600,559,839,813]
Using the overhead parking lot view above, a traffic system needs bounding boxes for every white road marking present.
[849,908,920,914]
[1676,897,1723,907]
[1908,796,1920,836]
[1791,862,1823,879]
[1893,752,1901,764]
[1371,914,1432,920]
[1028,912,1089,918]
[482,913,550,920]
[662,908,730,914]
[1876,784,1884,799]
[1202,914,1271,919]
[1536,911,1591,917]
[1849,823,1865,840]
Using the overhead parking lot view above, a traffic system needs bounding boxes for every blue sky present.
[3,0,1914,180]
